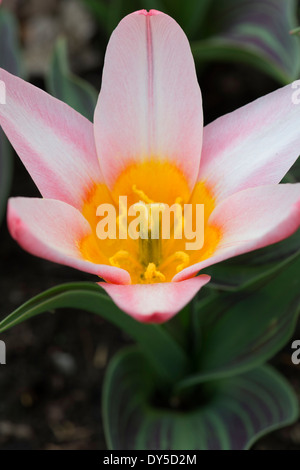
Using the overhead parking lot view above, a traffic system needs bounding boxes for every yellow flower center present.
[79,160,221,284]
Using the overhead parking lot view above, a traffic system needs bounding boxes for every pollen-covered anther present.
[174,251,190,272]
[109,250,142,269]
[142,262,166,283]
[160,251,190,272]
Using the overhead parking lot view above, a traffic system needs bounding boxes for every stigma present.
[131,200,165,267]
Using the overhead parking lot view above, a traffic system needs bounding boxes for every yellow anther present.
[109,250,142,269]
[142,263,166,283]
[109,250,130,268]
[159,251,190,273]
[132,185,154,204]
[174,251,190,272]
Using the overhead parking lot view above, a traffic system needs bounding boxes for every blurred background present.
[0,0,300,449]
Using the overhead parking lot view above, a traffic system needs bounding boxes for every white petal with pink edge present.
[174,184,300,282]
[94,10,203,188]
[7,197,130,285]
[98,275,211,323]
[199,83,300,202]
[0,68,102,209]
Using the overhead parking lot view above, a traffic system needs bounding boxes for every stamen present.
[159,251,190,273]
[139,235,162,267]
[174,251,190,272]
[132,184,153,204]
[135,202,165,267]
[109,250,142,269]
[142,263,166,283]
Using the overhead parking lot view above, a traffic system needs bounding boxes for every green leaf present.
[192,0,300,83]
[139,0,167,14]
[0,9,23,77]
[98,0,123,35]
[205,229,300,291]
[178,0,212,37]
[176,253,300,391]
[0,8,22,224]
[103,347,298,450]
[83,0,141,35]
[0,282,189,383]
[47,38,98,121]
[82,0,110,34]
[290,26,300,36]
[288,157,300,182]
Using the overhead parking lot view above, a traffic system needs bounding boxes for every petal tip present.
[134,9,162,16]
[99,275,211,324]
[7,199,22,241]
[131,310,174,324]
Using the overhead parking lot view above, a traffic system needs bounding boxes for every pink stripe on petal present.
[199,83,300,202]
[174,184,300,282]
[94,11,203,188]
[0,68,101,209]
[98,275,210,323]
[7,197,130,285]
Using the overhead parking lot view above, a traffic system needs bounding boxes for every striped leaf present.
[176,253,300,392]
[82,0,139,35]
[103,347,298,450]
[192,0,300,83]
[47,38,98,121]
[205,229,300,291]
[0,282,189,383]
[0,9,22,77]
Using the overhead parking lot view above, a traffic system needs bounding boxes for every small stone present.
[51,351,77,375]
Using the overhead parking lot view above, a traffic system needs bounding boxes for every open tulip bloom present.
[1,7,300,451]
[0,10,300,324]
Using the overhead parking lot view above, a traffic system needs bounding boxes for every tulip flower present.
[1,10,300,323]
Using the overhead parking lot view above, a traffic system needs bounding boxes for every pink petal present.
[94,10,203,188]
[174,184,300,282]
[98,275,211,323]
[7,197,130,285]
[0,68,101,209]
[199,84,300,202]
